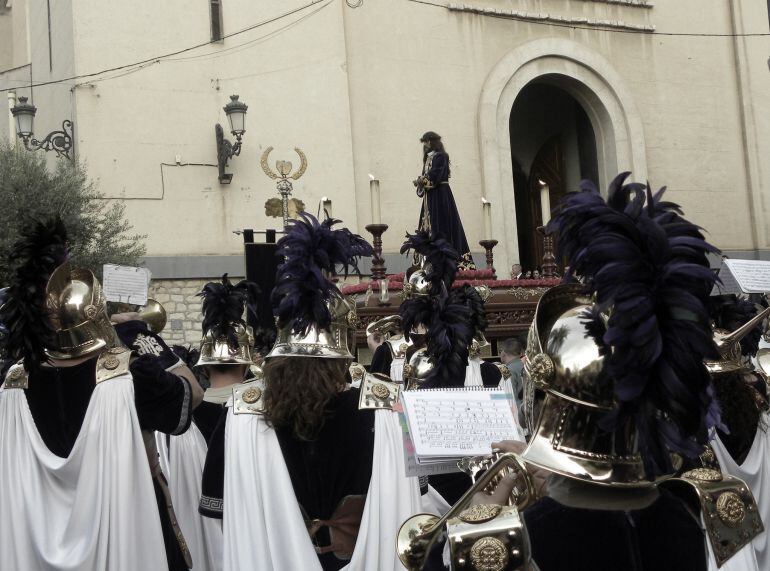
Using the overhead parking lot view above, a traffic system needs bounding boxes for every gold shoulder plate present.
[358,372,400,411]
[662,469,764,566]
[447,505,531,570]
[349,362,366,384]
[233,379,265,415]
[496,362,512,380]
[3,362,28,389]
[96,347,131,384]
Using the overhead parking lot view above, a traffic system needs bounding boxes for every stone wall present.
[149,277,244,347]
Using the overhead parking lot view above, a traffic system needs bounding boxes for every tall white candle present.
[370,178,381,224]
[321,197,332,219]
[540,183,551,226]
[481,198,493,240]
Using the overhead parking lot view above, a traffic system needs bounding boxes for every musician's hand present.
[412,179,420,187]
[492,440,550,499]
[470,473,519,507]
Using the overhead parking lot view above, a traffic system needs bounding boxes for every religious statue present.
[413,131,474,268]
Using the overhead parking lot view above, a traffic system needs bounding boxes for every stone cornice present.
[577,0,653,8]
[446,3,656,32]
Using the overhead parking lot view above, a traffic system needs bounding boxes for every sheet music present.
[401,388,522,464]
[726,259,770,294]
[102,264,151,305]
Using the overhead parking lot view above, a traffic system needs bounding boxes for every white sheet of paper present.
[401,388,522,462]
[714,259,770,295]
[102,264,151,305]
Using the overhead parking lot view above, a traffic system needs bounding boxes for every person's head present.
[367,331,384,353]
[205,363,249,387]
[420,131,445,155]
[499,338,523,364]
[262,356,349,441]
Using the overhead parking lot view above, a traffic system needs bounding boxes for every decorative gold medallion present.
[84,304,98,319]
[398,343,409,356]
[529,353,555,386]
[102,355,120,370]
[6,367,23,381]
[469,536,508,571]
[371,383,391,400]
[349,365,365,382]
[403,364,414,378]
[459,504,502,524]
[242,387,262,404]
[682,468,723,482]
[347,311,358,328]
[716,491,747,528]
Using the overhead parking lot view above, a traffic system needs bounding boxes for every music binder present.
[400,386,523,465]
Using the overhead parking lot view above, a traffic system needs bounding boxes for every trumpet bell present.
[138,299,167,333]
[397,513,441,570]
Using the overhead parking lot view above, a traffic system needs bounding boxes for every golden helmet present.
[521,284,653,487]
[266,295,357,360]
[197,322,255,366]
[44,263,118,360]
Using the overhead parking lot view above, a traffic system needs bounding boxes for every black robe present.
[418,151,472,263]
[369,344,393,376]
[523,491,707,571]
[24,357,193,571]
[200,388,375,571]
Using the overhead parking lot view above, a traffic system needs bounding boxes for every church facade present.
[2,0,770,340]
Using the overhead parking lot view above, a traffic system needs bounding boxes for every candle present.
[540,182,551,226]
[481,198,492,240]
[321,197,332,219]
[370,178,381,224]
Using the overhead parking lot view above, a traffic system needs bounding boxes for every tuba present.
[396,453,537,570]
[137,298,167,334]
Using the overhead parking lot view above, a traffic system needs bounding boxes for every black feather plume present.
[197,274,260,350]
[421,288,475,388]
[548,173,720,478]
[400,231,460,294]
[272,213,373,334]
[0,217,69,371]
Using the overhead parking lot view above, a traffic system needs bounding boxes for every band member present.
[413,131,474,268]
[0,218,202,571]
[366,315,411,381]
[400,230,475,391]
[511,174,760,569]
[203,213,424,570]
[705,295,770,570]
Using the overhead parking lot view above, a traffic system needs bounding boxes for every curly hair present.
[262,357,349,441]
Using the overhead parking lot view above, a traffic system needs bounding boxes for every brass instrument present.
[396,453,536,570]
[137,298,167,334]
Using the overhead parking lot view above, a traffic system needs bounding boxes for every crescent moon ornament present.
[260,147,279,180]
[291,148,307,180]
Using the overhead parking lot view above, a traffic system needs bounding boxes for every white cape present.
[464,358,484,387]
[222,406,423,570]
[0,374,168,571]
[709,418,770,571]
[156,423,224,571]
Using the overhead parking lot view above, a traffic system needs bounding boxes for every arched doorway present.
[477,38,647,276]
[510,80,599,271]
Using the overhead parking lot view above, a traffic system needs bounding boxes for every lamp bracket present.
[22,120,74,160]
[215,123,243,184]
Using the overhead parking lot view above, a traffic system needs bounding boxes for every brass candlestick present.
[366,223,389,280]
[478,239,498,279]
[538,226,558,279]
